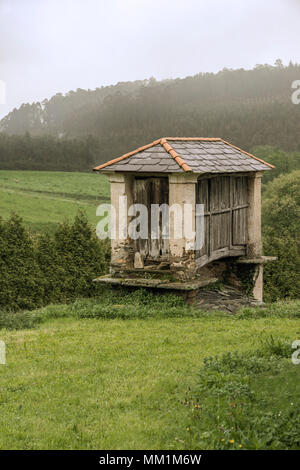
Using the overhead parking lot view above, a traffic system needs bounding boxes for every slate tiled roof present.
[93,138,274,174]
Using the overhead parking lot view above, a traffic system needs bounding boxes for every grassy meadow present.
[0,293,300,450]
[1,170,300,450]
[0,170,110,232]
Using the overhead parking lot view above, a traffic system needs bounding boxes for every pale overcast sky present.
[0,0,300,118]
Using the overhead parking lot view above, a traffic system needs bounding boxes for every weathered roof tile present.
[94,137,274,174]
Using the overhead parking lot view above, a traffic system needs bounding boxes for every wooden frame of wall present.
[196,173,249,268]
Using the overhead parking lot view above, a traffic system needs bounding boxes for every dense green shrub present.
[37,214,110,304]
[262,171,300,301]
[263,236,300,301]
[0,213,110,311]
[0,214,45,310]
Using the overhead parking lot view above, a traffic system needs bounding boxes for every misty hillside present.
[1,62,300,171]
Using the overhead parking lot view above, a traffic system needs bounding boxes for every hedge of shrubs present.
[262,170,300,302]
[0,213,110,311]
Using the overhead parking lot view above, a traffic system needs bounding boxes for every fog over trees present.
[0,62,300,171]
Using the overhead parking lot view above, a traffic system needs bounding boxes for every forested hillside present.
[1,61,300,171]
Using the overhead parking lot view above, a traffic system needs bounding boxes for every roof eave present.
[93,137,275,173]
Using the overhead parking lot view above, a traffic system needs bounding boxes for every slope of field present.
[0,170,110,232]
[0,299,299,450]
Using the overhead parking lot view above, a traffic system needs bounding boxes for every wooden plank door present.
[148,178,169,259]
[133,177,169,261]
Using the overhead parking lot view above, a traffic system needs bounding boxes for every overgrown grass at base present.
[2,288,300,330]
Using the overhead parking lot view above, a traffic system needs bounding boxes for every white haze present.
[0,0,300,118]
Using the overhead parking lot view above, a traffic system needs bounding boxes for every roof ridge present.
[219,139,275,169]
[161,138,191,172]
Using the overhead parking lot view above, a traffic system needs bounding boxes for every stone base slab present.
[93,275,218,291]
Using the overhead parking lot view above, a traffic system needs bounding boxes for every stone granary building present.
[93,138,275,303]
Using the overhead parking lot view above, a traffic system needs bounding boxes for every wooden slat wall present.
[232,176,248,246]
[133,175,248,266]
[233,208,248,245]
[232,176,248,206]
[196,175,248,266]
[210,176,231,211]
[197,179,210,259]
[211,212,231,251]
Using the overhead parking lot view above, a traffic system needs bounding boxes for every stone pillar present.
[253,264,263,302]
[247,172,263,302]
[108,173,134,271]
[168,173,198,280]
[247,172,263,258]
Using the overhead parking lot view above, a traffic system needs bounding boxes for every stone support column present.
[108,173,134,271]
[168,173,198,280]
[247,171,264,301]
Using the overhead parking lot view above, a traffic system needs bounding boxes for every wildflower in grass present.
[229,439,235,444]
[239,444,243,448]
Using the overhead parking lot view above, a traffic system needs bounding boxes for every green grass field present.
[0,170,110,232]
[1,170,299,450]
[0,296,299,450]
